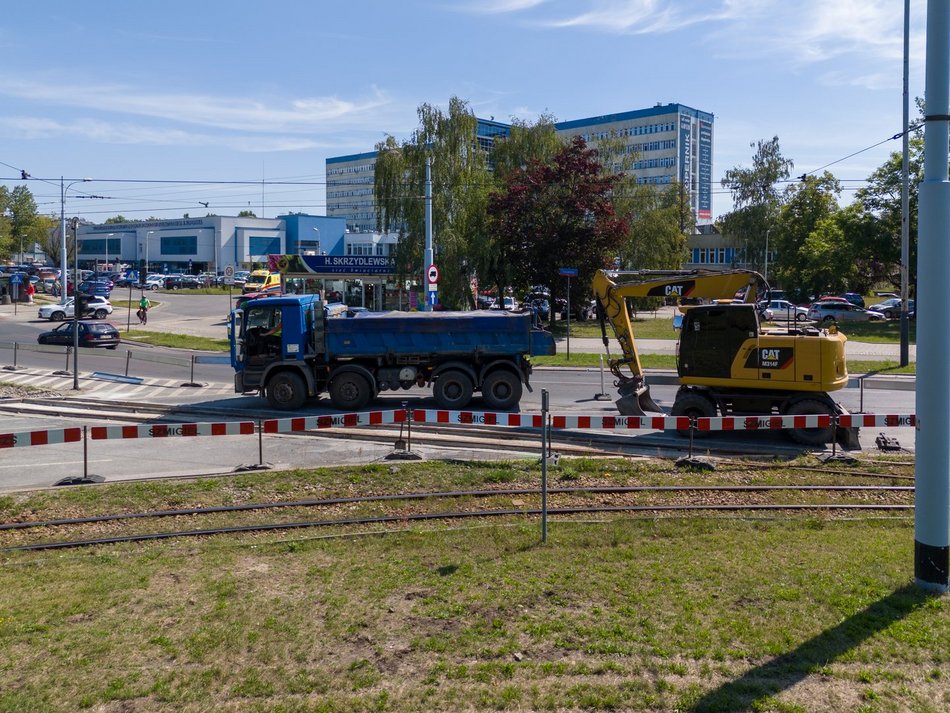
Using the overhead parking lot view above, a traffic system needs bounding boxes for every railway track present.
[2,482,915,553]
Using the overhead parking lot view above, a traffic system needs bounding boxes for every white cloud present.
[0,74,395,134]
[0,115,326,152]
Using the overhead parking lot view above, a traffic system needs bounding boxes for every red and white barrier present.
[263,410,406,434]
[410,409,544,427]
[0,427,82,449]
[550,414,688,431]
[89,421,256,440]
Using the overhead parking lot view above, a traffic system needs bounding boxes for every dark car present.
[78,279,113,297]
[841,292,865,308]
[164,275,201,289]
[37,320,120,349]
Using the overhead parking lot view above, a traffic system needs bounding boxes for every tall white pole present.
[59,178,68,305]
[423,157,434,312]
[901,0,912,366]
[915,0,950,593]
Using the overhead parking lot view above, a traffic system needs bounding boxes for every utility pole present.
[423,157,434,312]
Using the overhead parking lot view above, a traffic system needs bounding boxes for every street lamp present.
[60,177,89,305]
[70,217,81,390]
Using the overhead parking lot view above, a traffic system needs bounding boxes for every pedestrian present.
[25,281,35,304]
[53,279,61,297]
[137,293,151,325]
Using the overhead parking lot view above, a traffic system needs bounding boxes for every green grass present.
[0,458,944,712]
[123,330,230,351]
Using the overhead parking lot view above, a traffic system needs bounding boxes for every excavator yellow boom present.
[592,268,765,416]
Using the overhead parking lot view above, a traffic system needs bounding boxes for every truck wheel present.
[784,398,835,446]
[481,370,522,411]
[670,392,717,437]
[329,371,372,411]
[433,370,473,409]
[267,371,307,410]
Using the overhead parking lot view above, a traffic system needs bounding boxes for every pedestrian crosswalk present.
[0,366,235,401]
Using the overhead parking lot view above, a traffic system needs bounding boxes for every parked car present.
[759,299,809,322]
[806,301,885,324]
[77,279,113,297]
[140,274,167,291]
[233,270,250,287]
[841,292,865,308]
[868,297,915,320]
[163,275,201,289]
[37,320,120,349]
[38,296,113,321]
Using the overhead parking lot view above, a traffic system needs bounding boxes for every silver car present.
[806,301,884,324]
[759,299,809,322]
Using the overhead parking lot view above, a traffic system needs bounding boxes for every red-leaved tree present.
[487,137,628,316]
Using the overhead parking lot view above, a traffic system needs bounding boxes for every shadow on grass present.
[686,583,933,712]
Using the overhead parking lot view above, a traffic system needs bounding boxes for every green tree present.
[0,185,42,262]
[718,137,793,275]
[374,97,495,308]
[488,137,628,311]
[238,210,257,218]
[772,172,844,300]
[104,215,131,224]
[853,132,923,291]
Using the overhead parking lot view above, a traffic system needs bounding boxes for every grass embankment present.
[0,457,945,712]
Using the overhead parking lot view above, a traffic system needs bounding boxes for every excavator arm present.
[592,269,765,416]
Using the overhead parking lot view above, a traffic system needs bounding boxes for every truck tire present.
[784,398,835,446]
[329,371,372,411]
[267,371,307,410]
[670,391,717,437]
[433,370,473,409]
[481,370,522,411]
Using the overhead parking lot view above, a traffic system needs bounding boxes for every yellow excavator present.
[592,269,860,448]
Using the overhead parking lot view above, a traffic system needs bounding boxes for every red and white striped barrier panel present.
[263,410,406,434]
[840,414,916,428]
[550,415,689,431]
[695,413,916,433]
[410,409,545,428]
[0,427,82,449]
[90,421,256,440]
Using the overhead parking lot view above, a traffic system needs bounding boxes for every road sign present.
[9,273,22,285]
[427,264,440,284]
[428,290,438,306]
[558,267,578,277]
[224,266,235,278]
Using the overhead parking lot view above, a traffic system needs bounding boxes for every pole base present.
[2,365,24,371]
[675,456,715,471]
[386,450,423,461]
[233,463,274,472]
[54,474,105,486]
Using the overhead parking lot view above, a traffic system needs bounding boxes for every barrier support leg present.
[387,402,422,460]
[233,419,273,472]
[53,425,104,486]
[540,389,549,544]
[180,354,203,388]
[821,414,858,464]
[53,346,72,376]
[676,417,715,470]
[2,342,24,371]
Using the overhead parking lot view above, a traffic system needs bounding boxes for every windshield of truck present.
[245,305,278,331]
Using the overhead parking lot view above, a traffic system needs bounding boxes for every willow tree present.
[374,97,495,309]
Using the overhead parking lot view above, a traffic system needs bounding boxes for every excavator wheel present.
[670,391,718,438]
[784,398,836,446]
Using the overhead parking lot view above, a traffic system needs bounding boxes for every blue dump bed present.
[325,310,555,359]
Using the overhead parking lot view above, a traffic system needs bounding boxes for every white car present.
[38,296,114,321]
[759,299,809,322]
[143,274,167,291]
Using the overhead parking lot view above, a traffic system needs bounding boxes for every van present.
[242,270,282,295]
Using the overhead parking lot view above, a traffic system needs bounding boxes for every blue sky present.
[0,1,927,225]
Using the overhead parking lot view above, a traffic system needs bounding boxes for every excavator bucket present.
[615,381,663,417]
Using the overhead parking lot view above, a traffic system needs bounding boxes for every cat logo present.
[665,284,685,297]
[759,347,792,369]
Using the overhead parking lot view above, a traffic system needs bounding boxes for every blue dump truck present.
[229,294,556,411]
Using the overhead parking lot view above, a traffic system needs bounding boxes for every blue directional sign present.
[558,267,578,277]
[9,273,23,285]
[428,290,438,306]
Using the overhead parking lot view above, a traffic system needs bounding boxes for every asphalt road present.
[0,292,917,491]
